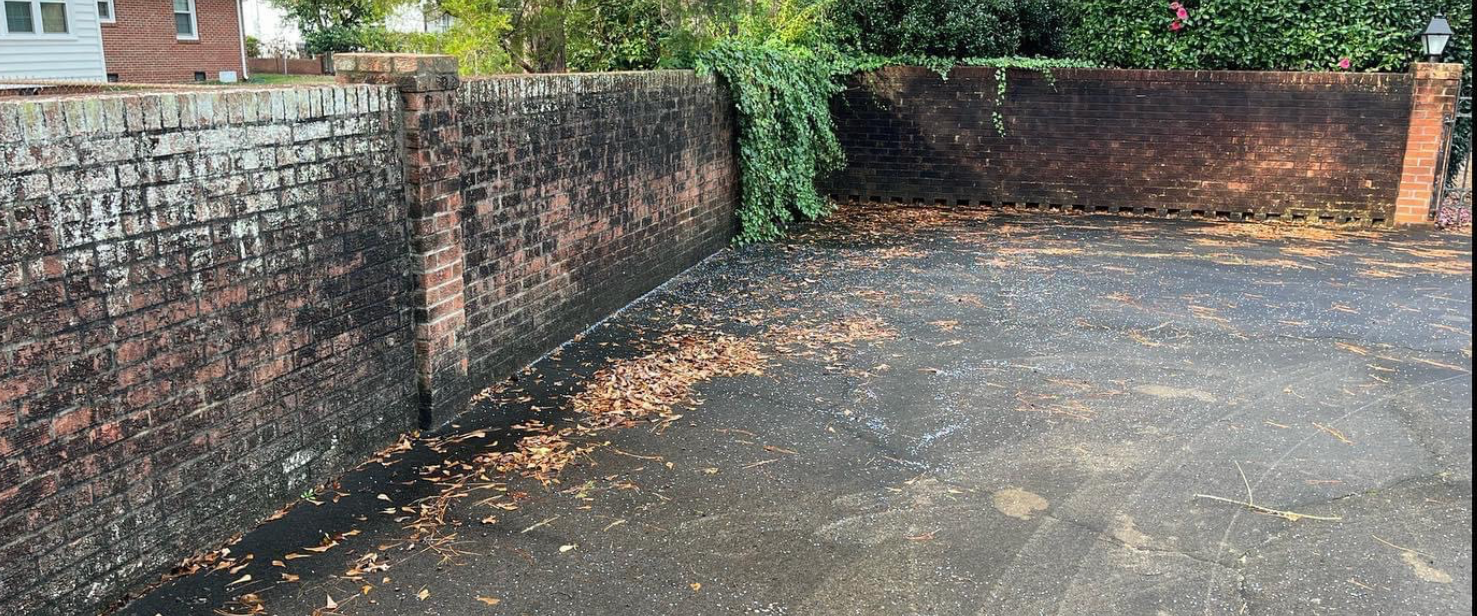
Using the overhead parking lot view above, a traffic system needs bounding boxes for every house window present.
[172,0,196,39]
[2,0,68,34]
[38,0,64,31]
[3,2,34,33]
[97,0,113,23]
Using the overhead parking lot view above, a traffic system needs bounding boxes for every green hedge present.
[829,0,1072,58]
[1065,0,1471,179]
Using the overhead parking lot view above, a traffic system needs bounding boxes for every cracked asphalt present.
[120,207,1472,616]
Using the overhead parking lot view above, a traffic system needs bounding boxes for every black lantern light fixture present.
[1419,13,1453,63]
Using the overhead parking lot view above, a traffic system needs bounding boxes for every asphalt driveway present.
[120,206,1473,616]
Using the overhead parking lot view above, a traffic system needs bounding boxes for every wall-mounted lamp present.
[1420,14,1453,63]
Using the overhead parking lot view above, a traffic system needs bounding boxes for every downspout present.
[237,0,249,79]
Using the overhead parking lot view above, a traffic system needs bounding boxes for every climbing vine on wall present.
[699,44,1095,242]
[697,40,847,243]
[853,55,1097,133]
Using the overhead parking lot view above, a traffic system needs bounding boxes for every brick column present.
[1395,63,1464,225]
[337,53,470,428]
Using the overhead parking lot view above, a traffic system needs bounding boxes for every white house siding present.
[0,0,107,81]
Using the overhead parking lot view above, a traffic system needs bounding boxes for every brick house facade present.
[101,0,246,82]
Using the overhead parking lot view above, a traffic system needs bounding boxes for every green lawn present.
[234,74,336,86]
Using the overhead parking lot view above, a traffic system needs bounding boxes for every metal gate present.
[1434,72,1472,228]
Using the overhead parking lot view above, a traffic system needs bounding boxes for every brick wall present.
[102,0,246,83]
[0,85,418,614]
[1,58,740,614]
[455,72,739,414]
[822,67,1417,224]
[1396,63,1465,224]
[247,56,327,76]
[332,55,741,425]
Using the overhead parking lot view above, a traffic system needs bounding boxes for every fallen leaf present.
[476,596,502,605]
[559,544,577,553]
[227,574,252,587]
[690,583,702,592]
[416,588,431,601]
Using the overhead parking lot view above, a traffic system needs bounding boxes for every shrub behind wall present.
[1065,0,1471,178]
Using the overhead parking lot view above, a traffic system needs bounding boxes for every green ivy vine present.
[957,57,1097,134]
[697,40,847,243]
[699,42,1096,242]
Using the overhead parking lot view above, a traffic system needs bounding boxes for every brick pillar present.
[337,54,470,428]
[1395,63,1464,225]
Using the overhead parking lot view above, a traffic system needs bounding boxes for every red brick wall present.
[1395,63,1465,224]
[454,73,739,418]
[0,85,417,614]
[334,56,741,426]
[822,67,1415,225]
[2,59,741,614]
[248,56,326,75]
[102,0,246,82]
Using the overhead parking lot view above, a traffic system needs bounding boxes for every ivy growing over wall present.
[699,43,1095,242]
[696,41,847,243]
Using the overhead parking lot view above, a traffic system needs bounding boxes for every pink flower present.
[1337,57,1352,70]
[1176,6,1189,19]
[1170,21,1184,31]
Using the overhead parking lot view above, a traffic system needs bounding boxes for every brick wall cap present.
[335,53,457,76]
[1412,62,1465,80]
[336,53,460,92]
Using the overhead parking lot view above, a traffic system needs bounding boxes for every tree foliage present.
[567,0,666,71]
[269,0,403,53]
[439,0,517,73]
[828,0,1070,58]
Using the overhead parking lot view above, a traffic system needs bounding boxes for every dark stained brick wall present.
[454,72,738,404]
[0,86,418,615]
[2,64,740,615]
[822,67,1414,224]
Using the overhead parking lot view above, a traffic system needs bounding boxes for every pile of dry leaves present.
[394,333,766,548]
[1190,222,1365,242]
[573,334,767,429]
[767,317,898,356]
